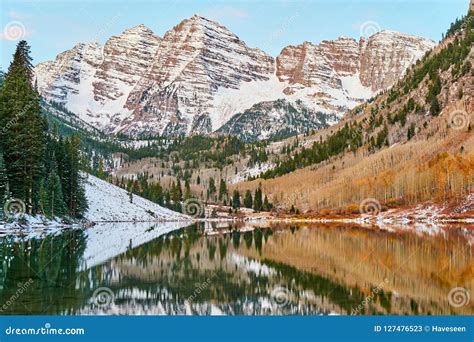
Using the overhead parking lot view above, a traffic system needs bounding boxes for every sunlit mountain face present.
[34,15,434,141]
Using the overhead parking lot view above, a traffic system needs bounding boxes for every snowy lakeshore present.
[0,174,192,239]
[1,174,472,241]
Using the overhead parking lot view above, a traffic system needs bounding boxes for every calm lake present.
[0,222,472,315]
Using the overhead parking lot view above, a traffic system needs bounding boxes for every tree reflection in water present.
[0,222,472,315]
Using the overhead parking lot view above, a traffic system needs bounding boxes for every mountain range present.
[35,15,436,141]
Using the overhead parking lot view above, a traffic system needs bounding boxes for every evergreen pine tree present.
[61,136,88,217]
[263,195,271,211]
[208,177,216,200]
[170,181,181,211]
[38,180,47,216]
[218,179,228,201]
[430,97,440,116]
[0,69,5,86]
[232,190,241,209]
[44,170,67,218]
[243,190,253,209]
[0,152,9,220]
[184,180,192,200]
[97,159,104,179]
[253,186,263,212]
[176,178,183,201]
[0,40,45,214]
[41,155,67,218]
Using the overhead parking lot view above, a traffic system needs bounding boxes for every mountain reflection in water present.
[0,222,472,315]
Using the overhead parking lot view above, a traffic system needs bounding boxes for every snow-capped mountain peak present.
[35,24,161,132]
[122,23,154,35]
[35,16,435,140]
[121,14,275,136]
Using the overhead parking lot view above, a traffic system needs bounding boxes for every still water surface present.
[0,222,472,315]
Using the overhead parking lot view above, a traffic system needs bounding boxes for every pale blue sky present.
[0,0,470,70]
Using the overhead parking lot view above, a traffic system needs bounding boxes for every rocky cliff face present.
[92,24,161,105]
[35,15,435,140]
[35,42,103,105]
[122,15,275,136]
[276,32,435,113]
[35,25,160,132]
[277,37,360,88]
[359,31,435,91]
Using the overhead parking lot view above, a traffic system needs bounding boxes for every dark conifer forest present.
[0,41,87,220]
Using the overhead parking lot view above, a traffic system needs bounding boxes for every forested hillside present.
[0,41,87,220]
[232,11,474,214]
[8,11,470,219]
[104,12,472,216]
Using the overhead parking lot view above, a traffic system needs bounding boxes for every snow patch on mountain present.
[210,74,287,131]
[340,73,374,99]
[84,174,190,222]
[229,162,276,184]
[35,16,436,140]
[35,25,161,133]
